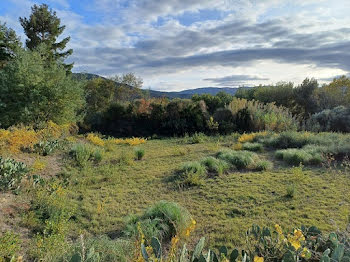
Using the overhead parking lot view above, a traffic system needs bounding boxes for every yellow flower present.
[301,247,310,258]
[275,224,283,235]
[254,256,264,262]
[289,238,301,250]
[293,229,305,241]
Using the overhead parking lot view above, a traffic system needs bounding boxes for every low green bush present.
[255,160,273,171]
[275,148,323,165]
[124,201,192,242]
[0,157,29,191]
[216,150,257,169]
[286,184,296,198]
[134,147,145,160]
[70,143,104,167]
[177,161,207,187]
[200,156,229,175]
[33,140,61,156]
[189,132,207,144]
[242,142,264,152]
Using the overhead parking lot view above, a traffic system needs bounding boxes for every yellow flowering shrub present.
[0,122,74,153]
[238,133,256,143]
[233,142,243,150]
[109,137,147,146]
[86,133,105,146]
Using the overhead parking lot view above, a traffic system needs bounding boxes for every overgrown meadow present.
[1,124,350,261]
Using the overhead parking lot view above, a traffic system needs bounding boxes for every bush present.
[124,201,192,242]
[242,142,264,152]
[216,150,257,169]
[201,157,229,176]
[307,106,350,132]
[189,132,207,144]
[0,46,85,128]
[33,140,61,156]
[255,160,273,171]
[275,148,323,165]
[227,98,299,132]
[286,184,296,198]
[70,144,92,167]
[177,161,206,187]
[134,148,145,160]
[0,157,28,191]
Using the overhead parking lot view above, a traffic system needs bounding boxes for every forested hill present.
[72,73,243,99]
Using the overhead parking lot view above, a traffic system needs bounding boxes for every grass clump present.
[286,184,296,198]
[275,148,323,165]
[216,149,257,169]
[124,201,192,242]
[255,160,273,171]
[242,142,263,152]
[177,161,206,187]
[70,143,104,167]
[189,132,207,144]
[57,236,132,262]
[134,147,145,160]
[201,157,229,176]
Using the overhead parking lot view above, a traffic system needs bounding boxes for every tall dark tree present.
[293,78,319,116]
[19,4,73,72]
[0,22,21,68]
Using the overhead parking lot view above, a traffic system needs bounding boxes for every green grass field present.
[1,132,350,260]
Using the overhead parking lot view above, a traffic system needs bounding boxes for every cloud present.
[204,74,269,86]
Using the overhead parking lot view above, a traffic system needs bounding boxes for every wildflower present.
[301,247,311,259]
[254,256,264,262]
[275,224,283,235]
[86,133,105,146]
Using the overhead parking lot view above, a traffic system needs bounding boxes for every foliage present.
[242,142,264,152]
[70,143,103,167]
[87,133,105,146]
[227,98,299,132]
[124,201,192,242]
[275,148,323,165]
[200,157,229,176]
[0,231,21,261]
[0,22,21,68]
[307,106,350,132]
[255,160,273,171]
[216,149,258,169]
[0,157,28,191]
[108,137,147,146]
[177,161,207,187]
[0,46,85,128]
[192,92,233,114]
[57,235,132,262]
[134,147,145,160]
[189,132,207,144]
[19,4,73,71]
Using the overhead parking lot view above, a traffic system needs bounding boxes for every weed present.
[189,132,207,144]
[216,149,257,169]
[242,142,264,152]
[0,231,21,261]
[0,157,29,191]
[255,160,273,171]
[201,157,229,176]
[134,148,145,160]
[286,184,296,198]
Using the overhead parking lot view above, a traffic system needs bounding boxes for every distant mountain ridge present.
[73,73,245,99]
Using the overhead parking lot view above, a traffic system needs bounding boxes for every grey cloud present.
[204,74,269,86]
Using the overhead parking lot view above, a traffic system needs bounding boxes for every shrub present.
[134,148,145,160]
[286,184,296,198]
[255,160,273,171]
[216,150,257,169]
[124,201,192,242]
[307,106,350,132]
[177,161,206,187]
[201,157,229,176]
[92,149,104,163]
[0,231,21,261]
[86,133,105,146]
[275,148,323,165]
[0,157,29,191]
[33,140,61,156]
[242,142,264,152]
[189,132,207,144]
[238,133,256,143]
[70,144,92,167]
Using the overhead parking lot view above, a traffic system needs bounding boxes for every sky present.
[1,0,350,91]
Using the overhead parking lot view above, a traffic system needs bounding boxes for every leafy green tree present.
[316,75,350,110]
[19,4,73,72]
[0,45,84,128]
[84,78,116,114]
[254,82,294,108]
[293,78,319,116]
[0,22,21,68]
[111,73,144,101]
